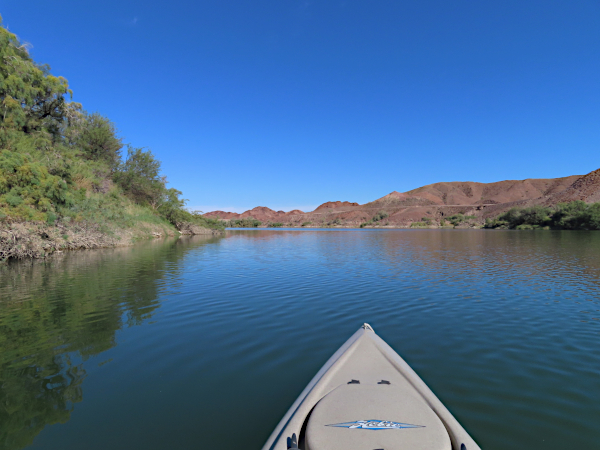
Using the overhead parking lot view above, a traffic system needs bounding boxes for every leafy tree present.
[157,187,188,224]
[114,147,165,207]
[588,203,600,230]
[0,16,71,141]
[552,201,589,229]
[74,113,122,171]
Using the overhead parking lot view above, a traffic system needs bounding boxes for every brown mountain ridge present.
[204,168,600,227]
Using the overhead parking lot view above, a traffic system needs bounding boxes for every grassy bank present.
[0,18,222,260]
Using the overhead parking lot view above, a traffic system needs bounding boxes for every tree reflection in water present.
[0,236,222,450]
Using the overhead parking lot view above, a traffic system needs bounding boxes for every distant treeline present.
[225,218,262,228]
[485,201,600,230]
[223,217,285,228]
[0,17,221,232]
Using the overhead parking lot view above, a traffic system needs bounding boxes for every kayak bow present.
[262,323,481,450]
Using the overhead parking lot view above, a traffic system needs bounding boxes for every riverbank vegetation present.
[0,18,221,259]
[225,217,262,228]
[360,210,389,228]
[485,201,600,230]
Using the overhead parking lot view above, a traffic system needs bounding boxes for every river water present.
[1,229,599,450]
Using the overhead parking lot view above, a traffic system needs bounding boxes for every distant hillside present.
[205,168,600,228]
[366,176,580,207]
[541,168,600,205]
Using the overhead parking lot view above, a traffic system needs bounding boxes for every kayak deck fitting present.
[262,324,481,450]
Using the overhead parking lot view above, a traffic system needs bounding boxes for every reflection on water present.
[0,236,221,450]
[1,230,600,450]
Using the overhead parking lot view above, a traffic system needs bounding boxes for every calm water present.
[1,229,600,450]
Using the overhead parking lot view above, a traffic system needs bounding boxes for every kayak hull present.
[261,324,481,450]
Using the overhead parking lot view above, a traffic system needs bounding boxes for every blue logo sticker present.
[326,420,424,430]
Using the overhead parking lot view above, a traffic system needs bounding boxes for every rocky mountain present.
[204,168,600,227]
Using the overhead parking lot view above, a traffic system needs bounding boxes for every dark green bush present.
[227,217,262,228]
[485,202,600,230]
[75,113,123,171]
[372,211,388,222]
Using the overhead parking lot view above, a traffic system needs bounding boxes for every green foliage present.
[485,202,600,230]
[445,214,476,227]
[360,221,373,228]
[410,221,428,228]
[0,238,182,448]
[0,18,216,234]
[301,221,312,227]
[227,217,262,228]
[0,150,75,221]
[372,211,388,222]
[156,187,187,224]
[191,214,225,231]
[113,147,163,207]
[269,222,284,227]
[0,18,71,141]
[74,112,122,171]
[447,214,464,226]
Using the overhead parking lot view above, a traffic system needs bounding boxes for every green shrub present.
[269,222,284,227]
[113,147,164,207]
[301,221,312,227]
[447,214,464,226]
[227,217,262,228]
[372,211,388,222]
[485,201,600,230]
[75,112,123,171]
[0,150,76,221]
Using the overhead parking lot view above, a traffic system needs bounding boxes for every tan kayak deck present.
[262,324,481,450]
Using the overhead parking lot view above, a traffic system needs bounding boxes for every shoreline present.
[0,221,224,262]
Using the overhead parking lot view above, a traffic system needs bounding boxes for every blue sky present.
[3,1,599,212]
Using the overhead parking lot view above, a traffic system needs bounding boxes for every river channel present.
[1,229,599,449]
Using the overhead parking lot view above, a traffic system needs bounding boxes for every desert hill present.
[541,168,600,205]
[204,168,600,227]
[315,201,360,211]
[366,176,580,207]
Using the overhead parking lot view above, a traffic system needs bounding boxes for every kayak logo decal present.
[326,420,424,430]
